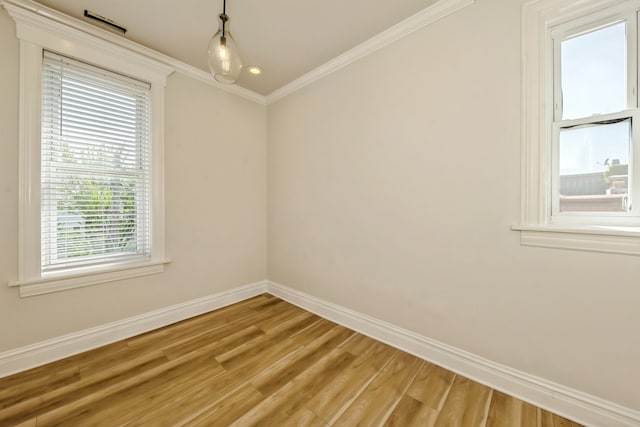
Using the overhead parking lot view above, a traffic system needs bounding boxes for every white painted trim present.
[168,60,266,105]
[0,0,266,105]
[0,280,268,378]
[517,0,640,255]
[9,260,172,297]
[513,225,640,255]
[0,0,476,105]
[2,279,639,425]
[17,39,41,285]
[5,0,176,296]
[267,281,640,427]
[265,0,475,105]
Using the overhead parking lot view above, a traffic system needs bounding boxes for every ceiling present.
[33,0,438,96]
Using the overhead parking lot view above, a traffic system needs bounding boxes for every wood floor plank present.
[0,340,129,406]
[122,295,280,351]
[306,340,398,424]
[406,361,456,411]
[250,294,286,311]
[333,351,423,426]
[249,325,354,396]
[215,317,330,370]
[433,375,494,427]
[384,394,440,427]
[540,410,584,427]
[33,352,223,426]
[86,326,276,425]
[59,357,225,426]
[0,296,586,427]
[125,298,286,355]
[112,358,260,426]
[338,333,377,356]
[124,320,339,425]
[486,391,538,427]
[231,347,356,427]
[163,323,265,360]
[123,295,264,347]
[281,406,330,427]
[253,303,307,332]
[266,310,319,339]
[213,323,330,387]
[54,340,129,372]
[13,418,36,427]
[288,318,337,345]
[30,315,267,425]
[0,368,81,411]
[179,384,265,426]
[0,350,169,426]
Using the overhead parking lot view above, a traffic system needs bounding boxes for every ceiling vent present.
[83,10,127,34]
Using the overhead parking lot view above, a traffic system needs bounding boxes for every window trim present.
[517,0,640,255]
[41,50,154,273]
[3,0,173,296]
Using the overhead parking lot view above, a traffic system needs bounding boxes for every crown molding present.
[0,0,266,105]
[265,0,476,105]
[168,60,266,105]
[1,0,474,106]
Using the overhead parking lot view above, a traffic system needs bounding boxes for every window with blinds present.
[41,51,152,273]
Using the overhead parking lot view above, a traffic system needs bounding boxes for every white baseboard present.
[2,278,638,426]
[0,280,268,379]
[266,281,640,427]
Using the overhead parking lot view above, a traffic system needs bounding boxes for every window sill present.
[512,225,640,256]
[8,259,171,297]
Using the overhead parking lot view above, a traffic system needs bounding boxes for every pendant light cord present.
[221,0,227,38]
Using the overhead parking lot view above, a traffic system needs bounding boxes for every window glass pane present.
[561,22,626,120]
[41,52,151,271]
[559,120,630,212]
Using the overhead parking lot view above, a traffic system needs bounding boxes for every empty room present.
[0,0,638,425]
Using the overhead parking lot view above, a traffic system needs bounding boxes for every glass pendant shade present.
[208,14,242,84]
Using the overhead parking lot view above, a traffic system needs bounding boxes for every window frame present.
[551,13,640,224]
[41,51,154,273]
[516,0,640,255]
[4,1,173,296]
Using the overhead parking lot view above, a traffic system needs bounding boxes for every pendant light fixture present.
[208,0,242,84]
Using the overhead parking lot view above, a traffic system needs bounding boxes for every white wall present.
[0,8,267,352]
[267,0,640,411]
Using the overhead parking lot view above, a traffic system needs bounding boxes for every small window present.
[4,2,172,296]
[41,52,152,273]
[551,11,639,224]
[518,0,640,255]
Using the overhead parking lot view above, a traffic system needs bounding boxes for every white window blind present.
[41,51,152,273]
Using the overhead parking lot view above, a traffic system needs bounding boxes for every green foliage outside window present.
[53,144,139,260]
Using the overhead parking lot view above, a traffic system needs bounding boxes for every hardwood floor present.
[0,294,583,426]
